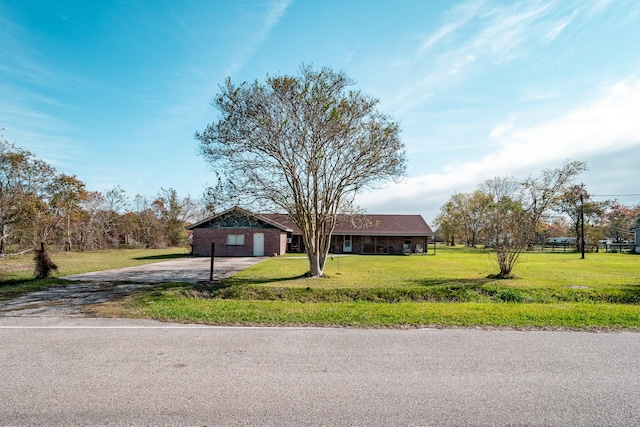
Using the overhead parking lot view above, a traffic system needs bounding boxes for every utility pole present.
[209,242,215,281]
[580,193,585,259]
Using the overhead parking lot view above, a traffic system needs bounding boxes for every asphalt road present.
[2,316,639,426]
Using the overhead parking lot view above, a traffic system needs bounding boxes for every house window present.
[364,236,372,244]
[226,234,245,246]
[404,237,412,245]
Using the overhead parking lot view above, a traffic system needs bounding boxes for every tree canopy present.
[435,161,588,277]
[196,65,406,276]
[0,137,200,257]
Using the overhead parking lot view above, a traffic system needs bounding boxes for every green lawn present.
[88,246,640,330]
[0,247,190,300]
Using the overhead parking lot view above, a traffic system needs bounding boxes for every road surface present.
[1,316,639,426]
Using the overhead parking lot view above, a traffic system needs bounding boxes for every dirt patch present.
[0,281,157,317]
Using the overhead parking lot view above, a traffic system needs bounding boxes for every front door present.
[253,233,264,256]
[343,235,352,253]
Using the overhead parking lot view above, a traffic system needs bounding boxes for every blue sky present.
[2,0,640,223]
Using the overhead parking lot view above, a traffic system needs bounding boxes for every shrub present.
[34,244,58,279]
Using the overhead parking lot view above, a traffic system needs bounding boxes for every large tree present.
[196,65,406,276]
[0,139,56,254]
[49,174,88,251]
[433,190,492,247]
[433,198,461,246]
[560,184,609,250]
[604,202,639,243]
[434,161,586,278]
[480,176,530,278]
[521,160,587,244]
[153,188,198,247]
[482,161,586,277]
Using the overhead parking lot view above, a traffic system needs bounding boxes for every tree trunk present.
[65,214,72,251]
[308,252,324,277]
[500,265,512,276]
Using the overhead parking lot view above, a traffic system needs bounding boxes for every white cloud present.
[388,0,578,113]
[419,24,458,52]
[265,0,291,28]
[358,77,640,220]
[544,9,579,41]
[588,0,613,14]
[489,122,513,139]
[224,0,294,77]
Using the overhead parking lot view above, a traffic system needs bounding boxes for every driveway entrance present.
[0,257,266,317]
[62,256,265,283]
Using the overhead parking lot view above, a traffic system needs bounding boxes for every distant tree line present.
[0,138,206,255]
[433,161,640,277]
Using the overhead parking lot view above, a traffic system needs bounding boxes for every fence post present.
[209,242,215,281]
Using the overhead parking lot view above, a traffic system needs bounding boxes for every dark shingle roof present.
[186,207,292,231]
[188,207,433,237]
[261,213,433,237]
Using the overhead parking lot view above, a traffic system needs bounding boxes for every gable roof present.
[188,207,434,237]
[186,206,293,232]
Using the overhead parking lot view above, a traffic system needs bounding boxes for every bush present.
[34,244,58,279]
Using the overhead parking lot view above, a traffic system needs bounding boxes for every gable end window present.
[226,234,245,246]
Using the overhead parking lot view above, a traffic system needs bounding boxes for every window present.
[226,234,245,245]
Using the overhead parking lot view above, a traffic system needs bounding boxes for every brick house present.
[187,207,291,257]
[188,207,434,257]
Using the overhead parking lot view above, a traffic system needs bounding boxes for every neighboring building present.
[547,237,576,245]
[188,207,434,257]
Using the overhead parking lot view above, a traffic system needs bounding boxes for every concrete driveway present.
[61,256,266,283]
[0,257,266,317]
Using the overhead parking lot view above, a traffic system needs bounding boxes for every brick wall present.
[192,228,287,257]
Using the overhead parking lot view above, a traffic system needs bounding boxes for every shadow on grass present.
[133,253,191,261]
[410,277,495,287]
[203,273,311,289]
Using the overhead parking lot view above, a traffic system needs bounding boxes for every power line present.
[592,193,640,197]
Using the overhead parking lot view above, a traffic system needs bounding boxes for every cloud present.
[387,0,599,113]
[489,122,513,139]
[264,0,291,29]
[418,0,486,53]
[544,9,579,41]
[224,0,293,77]
[358,77,640,219]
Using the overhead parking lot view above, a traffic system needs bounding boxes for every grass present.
[91,298,640,330]
[87,246,640,330]
[0,247,190,300]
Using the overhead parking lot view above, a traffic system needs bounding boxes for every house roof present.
[261,213,434,237]
[188,207,434,237]
[186,206,293,232]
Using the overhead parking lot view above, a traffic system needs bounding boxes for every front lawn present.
[89,246,640,330]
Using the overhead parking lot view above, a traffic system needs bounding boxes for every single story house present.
[187,207,435,257]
